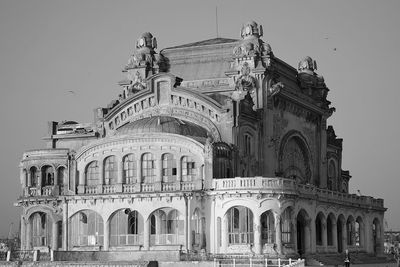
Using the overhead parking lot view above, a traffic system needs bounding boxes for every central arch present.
[296,209,311,256]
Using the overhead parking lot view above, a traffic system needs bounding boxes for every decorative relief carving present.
[181,78,231,90]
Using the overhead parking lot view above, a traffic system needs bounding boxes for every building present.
[16,21,386,259]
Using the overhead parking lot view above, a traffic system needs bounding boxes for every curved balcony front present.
[212,176,384,210]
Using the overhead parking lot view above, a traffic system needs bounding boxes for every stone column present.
[322,219,328,252]
[103,219,109,251]
[37,170,42,195]
[26,218,32,250]
[332,221,338,252]
[62,201,68,250]
[97,161,104,193]
[253,213,262,254]
[184,199,189,251]
[221,214,227,253]
[342,220,348,251]
[116,160,123,192]
[292,217,297,252]
[143,217,150,250]
[27,171,32,187]
[136,159,142,185]
[52,221,59,250]
[310,218,316,253]
[53,168,59,195]
[155,158,162,191]
[275,213,282,254]
[77,170,85,194]
[20,216,26,250]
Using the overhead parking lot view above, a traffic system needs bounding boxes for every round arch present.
[296,209,311,256]
[279,130,313,184]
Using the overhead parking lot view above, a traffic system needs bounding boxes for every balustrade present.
[103,184,116,194]
[42,186,53,196]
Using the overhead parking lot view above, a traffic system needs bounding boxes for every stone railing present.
[212,177,384,209]
[42,185,54,196]
[84,185,98,194]
[213,177,297,192]
[79,181,201,195]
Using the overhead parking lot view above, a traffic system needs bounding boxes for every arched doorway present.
[296,209,310,256]
[70,210,104,247]
[260,210,275,247]
[30,212,52,248]
[109,209,144,246]
[337,215,346,253]
[226,206,254,245]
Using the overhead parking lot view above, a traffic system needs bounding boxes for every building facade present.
[16,21,385,258]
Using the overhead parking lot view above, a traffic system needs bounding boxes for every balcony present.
[80,180,201,195]
[212,177,384,210]
[23,185,63,197]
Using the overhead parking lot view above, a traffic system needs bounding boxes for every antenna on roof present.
[215,6,219,38]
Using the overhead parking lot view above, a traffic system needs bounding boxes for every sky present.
[0,0,399,238]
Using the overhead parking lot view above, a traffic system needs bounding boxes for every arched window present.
[150,209,184,245]
[192,209,202,246]
[328,161,336,190]
[42,166,54,186]
[227,206,253,244]
[123,154,136,184]
[109,209,143,246]
[281,208,293,244]
[70,210,104,246]
[261,211,275,244]
[57,167,66,185]
[281,136,311,184]
[162,153,176,183]
[142,153,155,183]
[86,161,99,186]
[31,212,50,247]
[244,134,252,156]
[104,156,117,185]
[181,156,196,181]
[316,214,324,246]
[30,167,38,187]
[347,217,355,246]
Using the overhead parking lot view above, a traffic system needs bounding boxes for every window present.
[281,208,292,244]
[328,161,336,190]
[86,161,99,186]
[109,209,143,246]
[142,153,155,183]
[227,206,253,244]
[71,210,104,246]
[42,166,54,186]
[261,211,275,244]
[30,167,38,187]
[181,156,196,181]
[57,167,66,185]
[104,156,117,185]
[244,134,252,156]
[32,212,49,247]
[123,154,137,184]
[316,215,323,246]
[162,153,176,183]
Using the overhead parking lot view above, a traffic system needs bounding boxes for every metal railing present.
[214,258,305,267]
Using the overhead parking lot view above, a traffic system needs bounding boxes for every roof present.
[116,116,208,139]
[165,37,238,50]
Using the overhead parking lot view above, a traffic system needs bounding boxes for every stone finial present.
[136,32,157,50]
[240,21,263,39]
[232,21,272,58]
[298,56,317,73]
